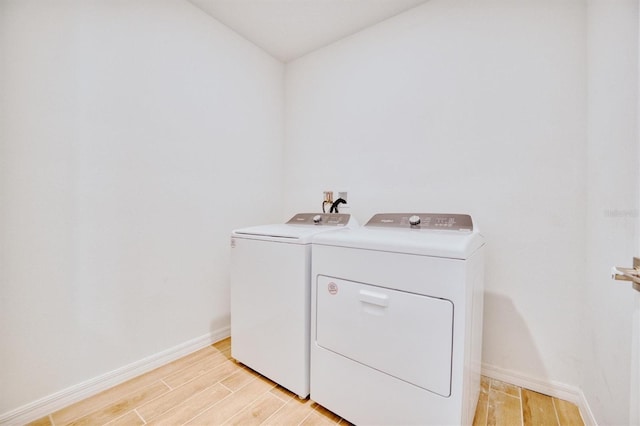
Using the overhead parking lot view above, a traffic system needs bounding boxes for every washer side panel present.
[231,237,310,397]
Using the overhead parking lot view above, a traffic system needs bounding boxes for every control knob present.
[409,215,421,226]
[313,214,322,224]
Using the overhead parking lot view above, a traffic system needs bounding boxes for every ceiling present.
[187,0,429,62]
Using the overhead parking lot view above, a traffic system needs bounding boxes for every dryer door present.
[315,275,454,397]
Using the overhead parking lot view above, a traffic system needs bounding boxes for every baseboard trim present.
[481,363,597,426]
[0,327,230,425]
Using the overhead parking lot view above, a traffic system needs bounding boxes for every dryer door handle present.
[359,290,389,307]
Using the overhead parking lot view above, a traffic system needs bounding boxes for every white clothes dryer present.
[310,213,485,425]
[230,213,357,399]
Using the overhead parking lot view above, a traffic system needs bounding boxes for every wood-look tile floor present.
[473,376,584,426]
[27,338,584,426]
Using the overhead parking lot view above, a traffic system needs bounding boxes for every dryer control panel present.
[286,213,352,226]
[365,213,473,231]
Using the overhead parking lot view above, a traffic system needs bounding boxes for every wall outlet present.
[323,191,334,203]
[336,191,349,210]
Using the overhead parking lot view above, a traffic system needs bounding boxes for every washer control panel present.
[286,213,352,226]
[365,213,473,231]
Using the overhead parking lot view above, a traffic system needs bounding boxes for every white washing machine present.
[230,213,357,399]
[310,213,485,425]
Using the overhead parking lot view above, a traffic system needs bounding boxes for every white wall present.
[584,1,639,424]
[285,0,587,392]
[0,0,284,415]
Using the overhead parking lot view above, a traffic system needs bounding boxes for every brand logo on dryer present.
[328,282,338,295]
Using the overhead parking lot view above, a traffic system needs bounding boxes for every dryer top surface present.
[312,226,484,259]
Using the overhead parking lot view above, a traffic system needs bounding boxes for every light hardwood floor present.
[473,376,584,426]
[27,338,584,426]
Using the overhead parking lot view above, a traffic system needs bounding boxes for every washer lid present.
[232,213,355,244]
[313,214,484,259]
